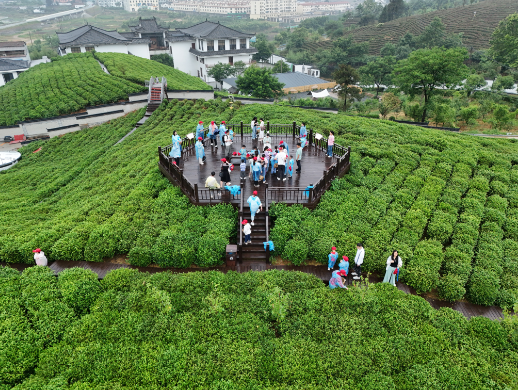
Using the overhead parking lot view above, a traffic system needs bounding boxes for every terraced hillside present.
[0,52,210,126]
[342,0,518,55]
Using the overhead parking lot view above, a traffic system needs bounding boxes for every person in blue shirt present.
[251,119,258,140]
[328,246,338,271]
[299,122,307,147]
[339,256,349,275]
[329,270,347,289]
[251,157,262,187]
[169,130,182,165]
[247,190,263,226]
[208,121,218,147]
[195,137,205,165]
[287,155,295,178]
[239,145,247,156]
[196,121,205,140]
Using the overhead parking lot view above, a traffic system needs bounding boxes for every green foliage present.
[333,64,361,110]
[272,60,291,73]
[151,53,175,68]
[282,239,309,266]
[4,270,518,388]
[235,66,285,98]
[437,274,466,302]
[57,268,100,316]
[489,12,518,67]
[208,63,235,87]
[467,267,500,306]
[251,33,275,62]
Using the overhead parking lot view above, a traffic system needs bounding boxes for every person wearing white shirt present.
[352,243,364,280]
[242,219,252,244]
[32,248,48,266]
[383,250,402,286]
[276,147,287,181]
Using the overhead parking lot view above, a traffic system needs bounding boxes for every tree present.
[272,60,291,73]
[333,64,361,110]
[416,17,463,49]
[286,27,309,51]
[379,92,401,118]
[359,56,396,96]
[489,13,518,67]
[151,54,174,68]
[464,74,486,96]
[378,0,407,23]
[252,34,274,62]
[492,75,515,92]
[208,63,235,89]
[459,106,479,126]
[235,66,285,99]
[490,104,517,130]
[232,61,246,76]
[393,47,469,122]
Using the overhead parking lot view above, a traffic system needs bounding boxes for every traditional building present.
[0,58,29,86]
[56,24,151,58]
[0,41,31,62]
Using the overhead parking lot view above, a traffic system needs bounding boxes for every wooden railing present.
[265,183,270,264]
[223,121,299,137]
[238,186,244,264]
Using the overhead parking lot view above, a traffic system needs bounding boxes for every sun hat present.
[221,158,226,162]
[343,256,349,261]
[32,248,41,253]
[199,121,203,124]
[253,191,258,195]
[242,219,248,224]
[221,121,226,124]
[198,137,202,140]
[332,247,336,251]
[339,270,347,276]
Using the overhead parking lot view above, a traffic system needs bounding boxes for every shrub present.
[404,240,443,293]
[283,239,309,266]
[127,246,153,267]
[195,234,226,267]
[437,274,466,302]
[495,289,516,310]
[101,268,146,292]
[309,237,335,264]
[467,317,507,351]
[58,268,100,316]
[466,268,500,306]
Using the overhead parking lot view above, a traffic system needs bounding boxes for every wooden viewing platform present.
[158,122,351,208]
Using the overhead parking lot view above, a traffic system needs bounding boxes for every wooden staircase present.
[240,206,272,262]
[145,76,167,119]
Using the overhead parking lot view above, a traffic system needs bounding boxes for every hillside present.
[342,0,518,55]
[2,267,518,388]
[2,101,518,309]
[0,52,210,126]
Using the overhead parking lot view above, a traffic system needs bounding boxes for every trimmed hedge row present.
[3,267,518,388]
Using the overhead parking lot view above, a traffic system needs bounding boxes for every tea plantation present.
[3,100,518,309]
[1,266,518,389]
[0,52,210,126]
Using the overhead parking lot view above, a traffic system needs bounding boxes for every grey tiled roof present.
[0,58,29,71]
[57,25,135,46]
[129,17,168,33]
[166,31,192,42]
[189,47,257,57]
[0,41,26,48]
[178,21,253,39]
[223,72,330,89]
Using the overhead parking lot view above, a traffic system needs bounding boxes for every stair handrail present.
[238,183,243,263]
[265,183,269,264]
[147,76,154,102]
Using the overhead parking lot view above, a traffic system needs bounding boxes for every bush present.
[195,234,226,267]
[283,239,309,266]
[58,268,100,316]
[466,268,500,306]
[404,240,444,293]
[437,274,466,302]
[127,246,153,267]
[467,317,507,351]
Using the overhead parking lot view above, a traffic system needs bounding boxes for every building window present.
[192,43,195,49]
[71,47,81,53]
[207,40,214,51]
[85,46,94,52]
[240,39,246,49]
[230,39,236,50]
[201,58,204,64]
[229,56,233,65]
[218,40,225,51]
[198,70,200,77]
[200,67,203,77]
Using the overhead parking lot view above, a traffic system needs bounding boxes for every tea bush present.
[3,268,518,389]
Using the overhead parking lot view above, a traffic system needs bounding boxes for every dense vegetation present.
[2,267,518,389]
[0,53,142,126]
[0,100,235,268]
[0,52,210,126]
[94,52,211,90]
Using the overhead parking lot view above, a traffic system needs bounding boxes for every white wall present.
[170,40,197,76]
[62,43,150,59]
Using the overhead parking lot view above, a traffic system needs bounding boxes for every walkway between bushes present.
[1,260,504,321]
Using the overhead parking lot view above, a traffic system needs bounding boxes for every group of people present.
[241,191,263,244]
[328,245,402,289]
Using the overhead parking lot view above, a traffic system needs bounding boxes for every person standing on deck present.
[251,157,261,187]
[169,130,182,165]
[352,243,364,280]
[328,247,338,270]
[195,137,205,165]
[223,129,233,159]
[247,190,263,226]
[277,146,287,181]
[287,155,294,178]
[259,118,265,141]
[295,142,302,174]
[383,250,402,287]
[327,130,335,158]
[251,116,257,132]
[329,270,347,289]
[208,121,217,147]
[251,119,258,140]
[239,145,247,156]
[220,158,231,188]
[299,122,307,147]
[240,158,247,181]
[263,132,272,150]
[279,140,289,157]
[196,121,205,140]
[33,248,48,266]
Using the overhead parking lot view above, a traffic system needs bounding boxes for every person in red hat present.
[328,246,338,271]
[251,156,261,187]
[196,121,205,140]
[339,256,349,275]
[242,219,252,244]
[220,158,231,188]
[195,136,205,165]
[32,248,48,266]
[247,191,262,226]
[329,269,348,289]
[223,128,233,159]
[209,120,218,147]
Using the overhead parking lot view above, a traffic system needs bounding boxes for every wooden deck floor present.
[178,134,338,203]
[2,260,505,320]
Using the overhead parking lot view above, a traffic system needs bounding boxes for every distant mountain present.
[342,0,518,55]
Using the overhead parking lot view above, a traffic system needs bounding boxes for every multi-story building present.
[0,41,31,62]
[298,1,351,14]
[96,0,123,7]
[122,0,159,12]
[250,0,297,20]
